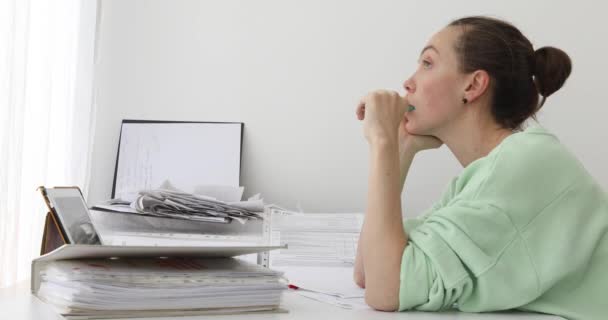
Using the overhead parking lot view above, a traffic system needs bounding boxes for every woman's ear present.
[463,70,490,104]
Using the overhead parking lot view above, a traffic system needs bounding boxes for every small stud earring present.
[462,98,468,104]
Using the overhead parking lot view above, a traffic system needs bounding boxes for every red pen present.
[288,284,345,298]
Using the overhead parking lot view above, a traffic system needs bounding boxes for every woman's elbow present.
[365,291,399,312]
[354,270,365,288]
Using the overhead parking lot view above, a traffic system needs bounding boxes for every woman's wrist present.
[400,141,421,160]
[369,139,399,157]
[400,143,419,157]
[368,133,399,150]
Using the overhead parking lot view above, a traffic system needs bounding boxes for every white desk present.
[0,281,564,320]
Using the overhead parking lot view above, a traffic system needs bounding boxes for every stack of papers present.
[268,210,367,309]
[88,184,270,251]
[88,209,268,253]
[270,210,363,267]
[92,181,264,225]
[36,257,287,319]
[133,189,262,224]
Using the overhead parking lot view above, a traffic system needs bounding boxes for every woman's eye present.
[422,60,432,68]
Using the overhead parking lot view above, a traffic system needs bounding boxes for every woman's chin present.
[406,120,435,136]
[405,121,423,135]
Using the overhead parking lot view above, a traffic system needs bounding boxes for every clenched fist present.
[356,90,442,153]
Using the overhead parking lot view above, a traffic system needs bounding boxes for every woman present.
[354,16,607,320]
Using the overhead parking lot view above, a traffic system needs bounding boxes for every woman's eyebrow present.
[420,45,440,57]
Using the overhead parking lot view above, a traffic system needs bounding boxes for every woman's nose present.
[403,78,415,93]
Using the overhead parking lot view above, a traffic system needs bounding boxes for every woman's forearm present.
[354,229,365,288]
[355,148,412,289]
[399,148,413,192]
[362,140,415,311]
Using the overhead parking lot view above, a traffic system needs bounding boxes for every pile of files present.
[93,181,264,225]
[132,188,261,224]
[268,209,368,309]
[36,257,287,319]
[88,182,270,249]
[270,210,363,267]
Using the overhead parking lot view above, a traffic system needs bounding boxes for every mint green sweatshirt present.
[399,126,608,320]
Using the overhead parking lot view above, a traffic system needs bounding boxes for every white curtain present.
[0,0,98,288]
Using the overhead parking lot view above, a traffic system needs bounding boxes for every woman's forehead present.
[424,27,461,57]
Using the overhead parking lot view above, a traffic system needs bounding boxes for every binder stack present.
[31,245,288,319]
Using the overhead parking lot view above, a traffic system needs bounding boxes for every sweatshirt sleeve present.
[398,201,541,312]
[403,207,434,234]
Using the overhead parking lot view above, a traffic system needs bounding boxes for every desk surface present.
[0,282,564,320]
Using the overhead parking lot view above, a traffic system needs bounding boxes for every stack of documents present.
[88,183,270,251]
[36,257,287,319]
[133,188,262,224]
[89,209,268,251]
[93,182,264,225]
[268,209,367,309]
[270,210,363,267]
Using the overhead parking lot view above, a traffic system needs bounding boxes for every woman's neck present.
[436,119,513,168]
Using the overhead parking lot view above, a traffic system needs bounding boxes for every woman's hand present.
[357,90,406,146]
[357,89,443,153]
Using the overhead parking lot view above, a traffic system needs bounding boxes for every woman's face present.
[403,26,468,136]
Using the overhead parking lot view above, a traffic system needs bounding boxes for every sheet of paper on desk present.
[294,290,367,310]
[90,203,139,214]
[279,266,368,309]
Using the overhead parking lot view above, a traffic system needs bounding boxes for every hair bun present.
[533,46,572,100]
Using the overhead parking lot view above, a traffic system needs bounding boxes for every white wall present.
[88,0,608,215]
